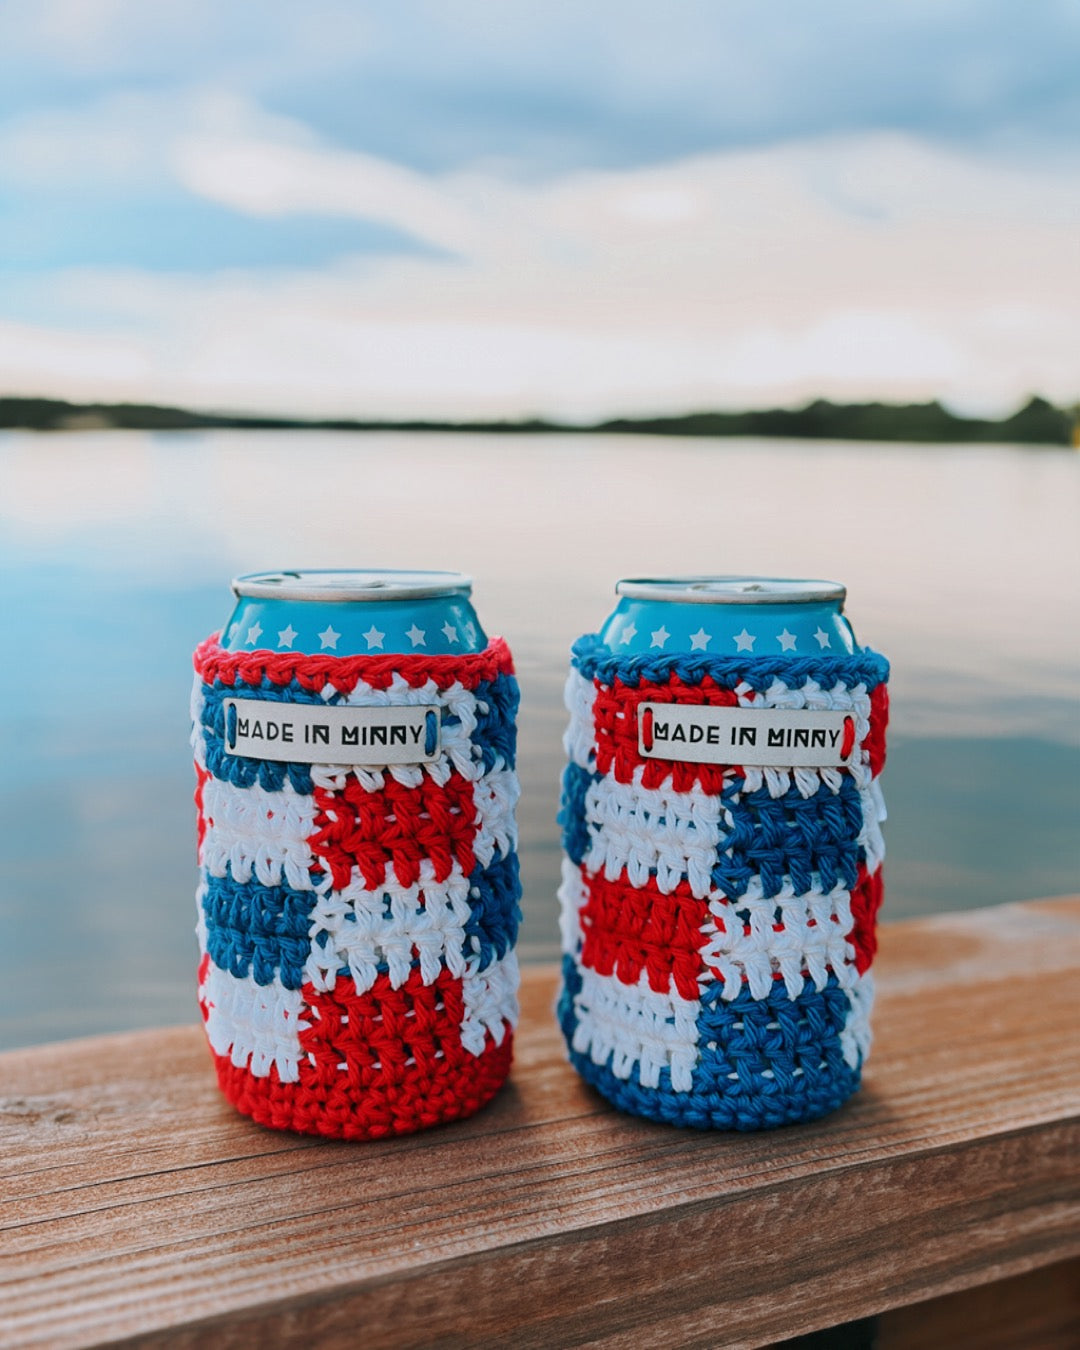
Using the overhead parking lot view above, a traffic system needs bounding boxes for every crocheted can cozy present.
[191,635,522,1140]
[558,639,889,1130]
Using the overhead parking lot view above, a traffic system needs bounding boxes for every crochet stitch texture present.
[192,635,521,1139]
[558,637,889,1130]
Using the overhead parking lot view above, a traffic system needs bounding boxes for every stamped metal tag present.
[638,703,856,768]
[223,698,440,765]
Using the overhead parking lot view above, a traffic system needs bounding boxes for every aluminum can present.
[558,576,889,1129]
[191,569,521,1139]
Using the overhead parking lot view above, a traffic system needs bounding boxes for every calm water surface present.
[1,431,1077,1049]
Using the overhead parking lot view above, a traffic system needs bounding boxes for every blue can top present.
[597,576,858,656]
[220,568,488,656]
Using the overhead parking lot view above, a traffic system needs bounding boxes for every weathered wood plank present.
[2,897,1079,1349]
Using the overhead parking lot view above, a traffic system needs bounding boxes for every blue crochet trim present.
[570,633,889,693]
[559,956,862,1130]
[558,762,597,866]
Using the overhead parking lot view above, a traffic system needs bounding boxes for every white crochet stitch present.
[582,773,729,898]
[190,678,209,779]
[699,877,857,1002]
[859,777,888,874]
[472,766,521,866]
[558,856,588,957]
[838,971,875,1070]
[570,967,701,1092]
[200,776,319,892]
[304,862,475,993]
[199,958,309,1083]
[460,951,520,1055]
[563,668,598,770]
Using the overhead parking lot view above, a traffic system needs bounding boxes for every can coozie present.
[558,593,889,1130]
[191,633,522,1140]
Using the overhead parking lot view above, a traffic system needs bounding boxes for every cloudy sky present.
[1,1,1078,419]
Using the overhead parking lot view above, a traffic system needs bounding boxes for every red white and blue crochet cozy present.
[558,638,889,1129]
[191,636,521,1140]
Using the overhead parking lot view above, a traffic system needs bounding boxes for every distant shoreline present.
[1,394,1076,446]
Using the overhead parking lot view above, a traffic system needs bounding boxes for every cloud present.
[0,93,439,270]
[172,106,482,257]
[3,119,1077,419]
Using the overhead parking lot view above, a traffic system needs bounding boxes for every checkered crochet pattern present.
[191,635,521,1140]
[558,636,889,1130]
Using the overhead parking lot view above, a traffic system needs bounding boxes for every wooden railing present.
[3,897,1079,1349]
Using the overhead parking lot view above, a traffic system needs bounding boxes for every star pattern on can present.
[609,619,850,655]
[226,614,483,656]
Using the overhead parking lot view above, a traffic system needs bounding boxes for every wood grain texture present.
[2,897,1079,1350]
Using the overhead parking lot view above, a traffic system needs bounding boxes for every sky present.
[1,1,1078,420]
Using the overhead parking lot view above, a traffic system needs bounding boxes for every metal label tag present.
[638,703,857,768]
[223,698,440,765]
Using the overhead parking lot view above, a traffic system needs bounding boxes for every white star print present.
[689,627,712,651]
[406,624,426,647]
[778,629,798,651]
[814,627,831,649]
[318,625,340,650]
[442,621,459,643]
[363,625,385,649]
[463,621,477,644]
[619,622,637,645]
[650,625,670,649]
[277,624,297,649]
[245,622,263,646]
[734,628,756,652]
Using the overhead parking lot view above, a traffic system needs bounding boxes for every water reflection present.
[1,430,1077,1048]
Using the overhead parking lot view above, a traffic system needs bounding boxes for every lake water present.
[1,430,1077,1050]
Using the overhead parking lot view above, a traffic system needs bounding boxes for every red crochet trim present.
[848,864,884,975]
[865,683,889,778]
[193,762,211,861]
[193,633,515,695]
